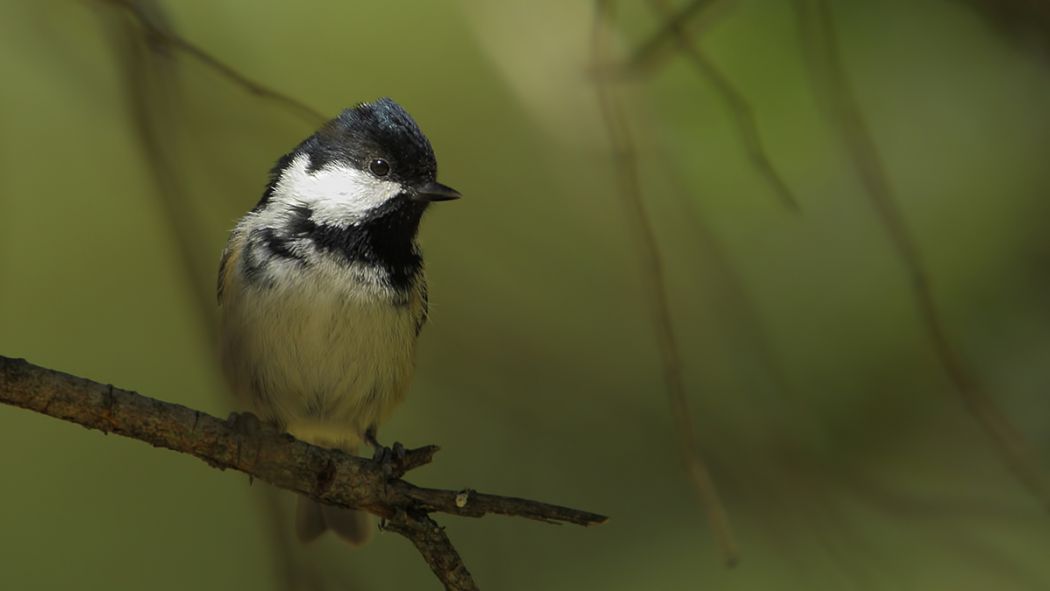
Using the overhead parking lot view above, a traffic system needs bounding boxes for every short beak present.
[414,181,461,202]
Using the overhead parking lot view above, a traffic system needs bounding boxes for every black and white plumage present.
[217,98,459,545]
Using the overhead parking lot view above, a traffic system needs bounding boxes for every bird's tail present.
[288,424,373,545]
[295,496,373,545]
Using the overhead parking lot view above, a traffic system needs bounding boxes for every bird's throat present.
[306,197,426,292]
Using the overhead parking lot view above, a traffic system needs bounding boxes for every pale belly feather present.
[220,259,423,450]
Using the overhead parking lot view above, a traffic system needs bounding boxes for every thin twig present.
[793,0,1050,512]
[645,0,799,211]
[101,0,326,125]
[97,0,327,337]
[641,123,797,407]
[625,0,729,75]
[591,0,738,566]
[101,0,217,343]
[0,356,607,591]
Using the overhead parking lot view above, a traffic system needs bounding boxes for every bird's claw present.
[372,441,407,477]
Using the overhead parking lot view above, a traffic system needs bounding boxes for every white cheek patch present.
[269,154,403,226]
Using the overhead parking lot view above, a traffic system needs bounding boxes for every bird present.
[217,97,459,545]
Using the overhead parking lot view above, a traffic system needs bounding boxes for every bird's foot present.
[365,425,408,477]
[372,441,408,478]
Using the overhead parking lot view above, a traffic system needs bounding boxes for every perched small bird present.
[217,98,459,544]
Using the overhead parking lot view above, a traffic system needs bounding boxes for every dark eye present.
[369,158,390,177]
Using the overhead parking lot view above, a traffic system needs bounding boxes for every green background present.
[2,0,1049,589]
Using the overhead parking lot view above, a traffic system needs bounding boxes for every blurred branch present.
[962,0,1050,56]
[255,486,332,591]
[102,0,326,125]
[793,0,1050,512]
[99,0,326,341]
[650,132,797,406]
[625,0,730,74]
[102,0,218,344]
[591,0,739,566]
[644,0,799,212]
[97,2,329,584]
[0,356,607,591]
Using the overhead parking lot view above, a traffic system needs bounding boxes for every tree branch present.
[0,356,607,590]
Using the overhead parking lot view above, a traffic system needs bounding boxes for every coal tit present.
[217,98,459,544]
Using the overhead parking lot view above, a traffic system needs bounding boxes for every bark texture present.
[0,356,607,590]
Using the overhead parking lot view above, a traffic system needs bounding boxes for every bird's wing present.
[217,230,246,304]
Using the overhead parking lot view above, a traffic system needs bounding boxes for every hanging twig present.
[101,0,326,125]
[793,0,1050,512]
[624,0,729,74]
[591,0,739,566]
[643,0,799,211]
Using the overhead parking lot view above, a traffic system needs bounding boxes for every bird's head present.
[261,98,460,227]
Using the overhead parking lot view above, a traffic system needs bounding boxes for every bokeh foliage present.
[1,0,1049,589]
